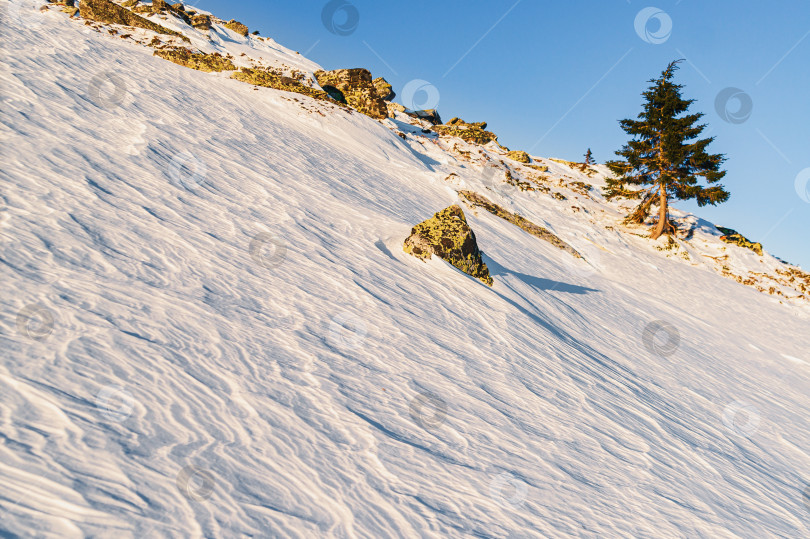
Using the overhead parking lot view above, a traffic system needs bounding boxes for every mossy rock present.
[506,150,531,163]
[386,102,406,116]
[432,118,498,145]
[717,227,763,256]
[447,117,486,130]
[153,47,236,72]
[148,0,191,24]
[404,205,493,286]
[313,69,388,119]
[80,0,188,41]
[433,124,498,145]
[190,13,211,30]
[372,77,394,101]
[225,19,249,36]
[231,68,338,103]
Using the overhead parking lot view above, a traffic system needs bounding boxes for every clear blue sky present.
[192,1,810,269]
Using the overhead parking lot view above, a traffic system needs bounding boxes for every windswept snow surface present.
[2,3,809,537]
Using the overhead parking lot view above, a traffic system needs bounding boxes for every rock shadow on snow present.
[484,256,598,295]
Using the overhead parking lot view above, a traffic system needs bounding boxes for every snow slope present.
[2,2,809,537]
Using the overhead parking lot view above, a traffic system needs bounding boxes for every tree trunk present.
[650,184,675,239]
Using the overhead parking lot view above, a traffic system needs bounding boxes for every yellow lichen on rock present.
[432,117,499,145]
[153,47,236,72]
[506,150,531,163]
[313,69,388,119]
[404,205,493,286]
[225,19,249,37]
[717,227,763,256]
[231,68,339,102]
[79,0,188,40]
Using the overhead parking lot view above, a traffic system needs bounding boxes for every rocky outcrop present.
[231,68,336,102]
[80,0,187,40]
[190,13,211,31]
[404,205,493,286]
[458,191,582,258]
[717,227,763,256]
[313,69,388,119]
[386,102,406,116]
[405,109,442,125]
[372,77,394,101]
[432,117,498,145]
[506,150,531,163]
[153,47,236,72]
[151,0,190,24]
[225,19,249,37]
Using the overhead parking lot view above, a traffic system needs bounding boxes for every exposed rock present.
[717,227,763,256]
[153,47,236,72]
[405,109,442,125]
[190,13,211,31]
[319,85,347,103]
[231,68,338,103]
[313,69,388,120]
[386,102,405,116]
[526,164,549,172]
[79,0,187,40]
[404,205,493,286]
[432,117,498,144]
[447,117,486,130]
[225,19,249,37]
[506,150,531,163]
[372,77,394,101]
[121,0,138,7]
[151,0,190,24]
[458,190,582,258]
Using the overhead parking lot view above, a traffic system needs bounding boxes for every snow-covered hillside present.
[2,1,809,537]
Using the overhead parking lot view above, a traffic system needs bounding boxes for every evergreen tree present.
[604,60,729,239]
[583,148,594,165]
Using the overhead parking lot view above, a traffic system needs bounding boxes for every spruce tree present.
[604,60,729,239]
[584,148,594,165]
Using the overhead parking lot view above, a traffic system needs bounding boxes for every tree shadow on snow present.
[484,256,598,295]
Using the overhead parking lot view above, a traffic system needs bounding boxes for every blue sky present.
[194,1,810,269]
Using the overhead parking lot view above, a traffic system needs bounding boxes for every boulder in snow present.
[404,205,493,286]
